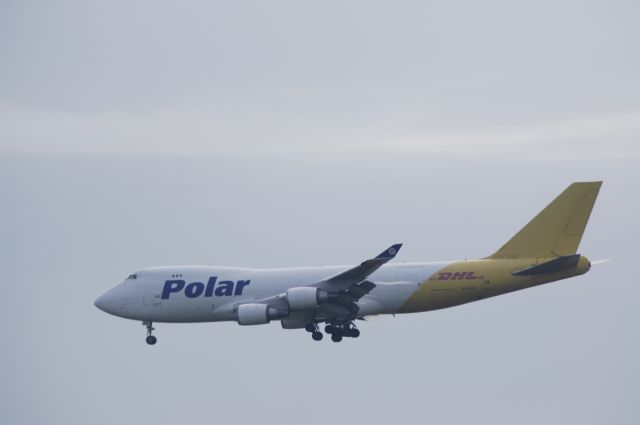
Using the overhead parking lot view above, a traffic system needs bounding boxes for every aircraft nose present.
[94,293,109,312]
[94,288,124,315]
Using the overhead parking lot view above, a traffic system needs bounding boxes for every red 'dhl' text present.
[438,271,479,280]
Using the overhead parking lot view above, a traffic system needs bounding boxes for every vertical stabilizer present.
[488,182,602,259]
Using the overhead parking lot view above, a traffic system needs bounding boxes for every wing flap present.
[345,280,376,299]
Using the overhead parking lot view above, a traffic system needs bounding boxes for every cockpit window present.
[127,274,138,280]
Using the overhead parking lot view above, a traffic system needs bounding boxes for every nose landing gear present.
[143,321,157,345]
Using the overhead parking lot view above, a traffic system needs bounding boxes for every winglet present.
[375,244,403,260]
[316,243,404,290]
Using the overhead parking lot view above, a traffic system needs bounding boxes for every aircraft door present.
[143,294,162,308]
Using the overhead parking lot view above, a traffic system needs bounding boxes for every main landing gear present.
[325,322,360,342]
[305,321,360,342]
[305,322,323,341]
[143,321,157,345]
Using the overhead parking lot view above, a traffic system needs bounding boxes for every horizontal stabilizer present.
[512,254,581,276]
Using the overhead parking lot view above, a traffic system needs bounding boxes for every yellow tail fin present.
[488,182,602,259]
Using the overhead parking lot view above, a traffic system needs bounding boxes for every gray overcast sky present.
[1,0,639,157]
[1,1,639,424]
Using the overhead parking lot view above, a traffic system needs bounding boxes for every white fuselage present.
[95,262,450,323]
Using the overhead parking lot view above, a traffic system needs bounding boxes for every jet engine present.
[236,303,288,325]
[286,287,337,310]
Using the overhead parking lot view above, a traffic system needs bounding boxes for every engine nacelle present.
[286,287,336,310]
[236,303,288,326]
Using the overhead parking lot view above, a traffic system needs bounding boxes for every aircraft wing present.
[250,244,402,317]
[314,243,402,292]
[316,279,378,316]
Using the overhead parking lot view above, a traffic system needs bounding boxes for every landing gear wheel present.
[143,321,157,345]
[351,329,360,338]
[325,325,335,334]
[331,332,343,343]
[312,331,323,341]
[305,323,316,333]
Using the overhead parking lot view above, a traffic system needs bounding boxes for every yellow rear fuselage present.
[400,256,591,313]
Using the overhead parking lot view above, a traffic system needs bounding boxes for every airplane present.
[95,181,602,344]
